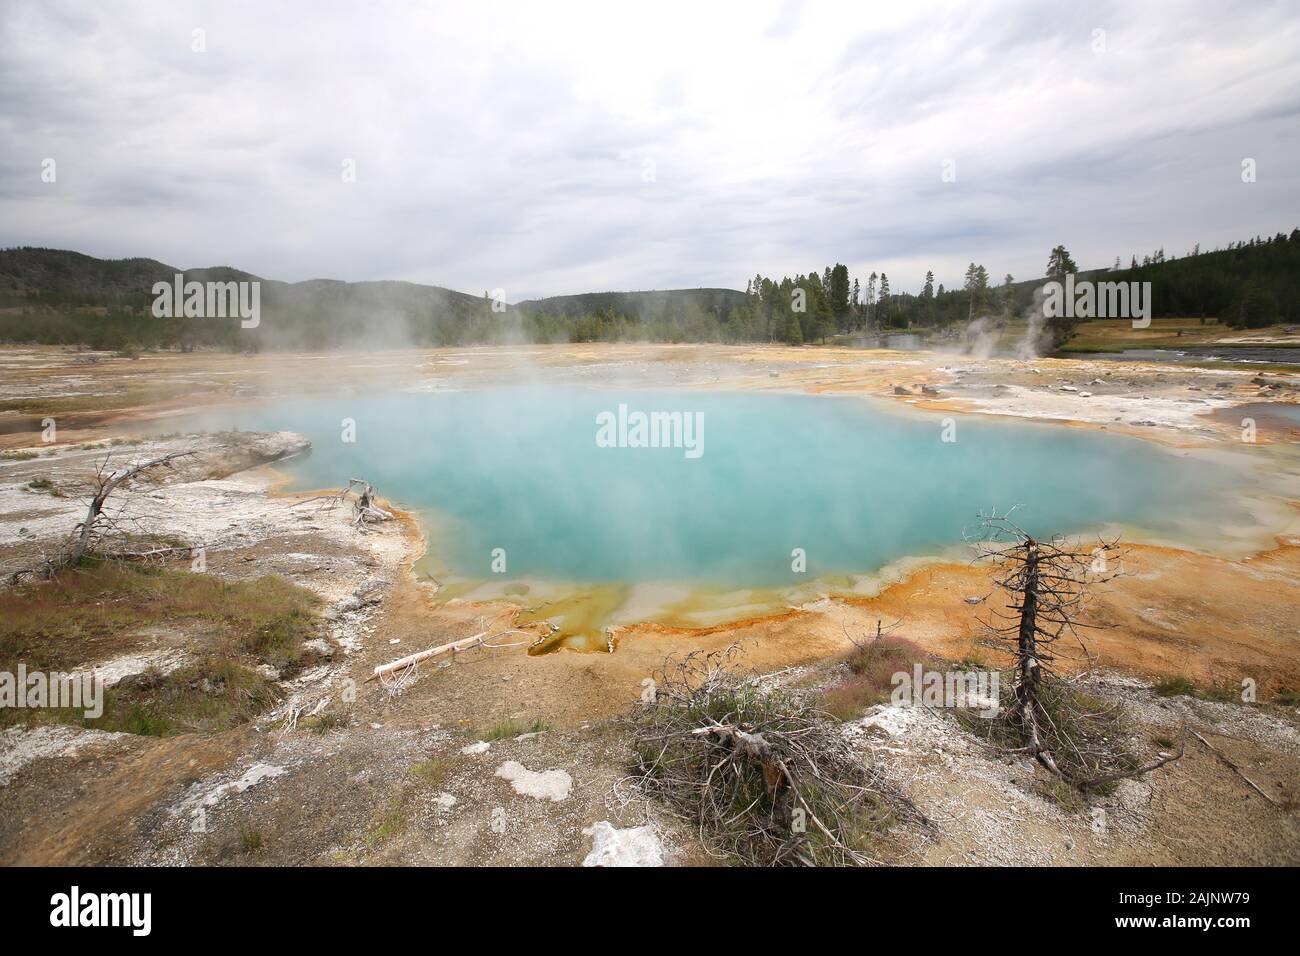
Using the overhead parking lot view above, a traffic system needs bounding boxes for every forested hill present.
[0,247,748,350]
[0,247,490,350]
[736,230,1300,345]
[1105,234,1300,327]
[514,288,747,343]
[2,230,1296,351]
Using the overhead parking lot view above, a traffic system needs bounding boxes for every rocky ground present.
[1,342,1298,866]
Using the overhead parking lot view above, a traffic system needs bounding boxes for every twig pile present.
[629,644,908,866]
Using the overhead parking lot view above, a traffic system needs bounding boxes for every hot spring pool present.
[182,388,1254,597]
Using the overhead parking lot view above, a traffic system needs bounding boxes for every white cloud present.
[1,0,1298,297]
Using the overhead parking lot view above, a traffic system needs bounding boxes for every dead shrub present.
[629,644,917,866]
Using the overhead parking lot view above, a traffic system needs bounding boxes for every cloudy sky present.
[2,0,1298,300]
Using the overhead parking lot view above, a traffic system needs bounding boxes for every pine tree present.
[829,263,851,330]
[964,263,989,319]
[1046,245,1078,278]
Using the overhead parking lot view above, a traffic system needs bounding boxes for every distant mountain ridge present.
[0,246,746,349]
[0,246,472,306]
[0,246,744,313]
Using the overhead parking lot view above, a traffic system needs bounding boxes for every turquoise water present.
[187,388,1250,588]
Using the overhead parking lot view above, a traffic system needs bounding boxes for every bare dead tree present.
[295,478,393,531]
[67,451,195,565]
[346,479,393,530]
[6,450,196,584]
[967,508,1183,790]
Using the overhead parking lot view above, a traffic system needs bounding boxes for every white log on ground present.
[364,631,490,683]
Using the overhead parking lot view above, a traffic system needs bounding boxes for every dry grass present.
[1156,674,1250,705]
[238,822,264,854]
[481,717,549,741]
[959,676,1143,797]
[819,635,929,722]
[0,559,320,668]
[0,560,322,735]
[103,658,283,736]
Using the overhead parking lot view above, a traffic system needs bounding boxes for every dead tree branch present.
[295,478,393,532]
[68,451,195,566]
[6,450,196,584]
[1191,730,1281,807]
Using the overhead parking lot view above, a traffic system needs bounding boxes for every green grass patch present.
[0,560,320,670]
[408,756,458,789]
[24,476,63,496]
[370,797,409,845]
[104,659,282,736]
[1039,776,1087,812]
[365,754,463,849]
[0,383,205,417]
[1154,674,1251,705]
[238,822,264,854]
[0,561,320,734]
[481,717,549,740]
[1154,675,1198,698]
[296,709,350,734]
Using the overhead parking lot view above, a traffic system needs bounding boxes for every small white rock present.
[582,821,664,867]
[495,760,572,802]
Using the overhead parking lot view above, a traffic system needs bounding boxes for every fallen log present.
[365,631,490,683]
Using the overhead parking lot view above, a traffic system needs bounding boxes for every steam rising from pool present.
[185,388,1253,592]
